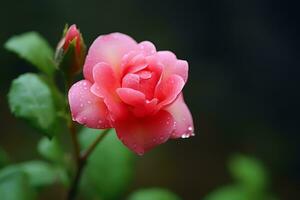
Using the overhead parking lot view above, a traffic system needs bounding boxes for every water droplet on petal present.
[188,126,193,132]
[80,103,84,108]
[83,82,87,86]
[87,100,91,104]
[181,133,190,138]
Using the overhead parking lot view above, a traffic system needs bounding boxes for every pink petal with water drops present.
[83,32,138,81]
[114,110,175,155]
[164,93,194,139]
[68,80,111,129]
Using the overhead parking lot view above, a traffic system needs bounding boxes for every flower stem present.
[67,129,110,200]
[69,122,80,164]
[81,129,111,160]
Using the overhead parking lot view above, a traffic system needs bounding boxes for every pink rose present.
[68,33,194,155]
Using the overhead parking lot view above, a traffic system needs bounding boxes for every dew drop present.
[188,126,193,132]
[80,103,84,108]
[83,82,87,86]
[181,133,190,138]
[87,100,91,104]
[98,119,102,124]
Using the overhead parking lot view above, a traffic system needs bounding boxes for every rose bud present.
[55,24,86,80]
[68,33,194,155]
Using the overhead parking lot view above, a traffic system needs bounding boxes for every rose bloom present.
[68,33,194,155]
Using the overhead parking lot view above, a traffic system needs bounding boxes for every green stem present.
[67,129,110,200]
[81,129,111,160]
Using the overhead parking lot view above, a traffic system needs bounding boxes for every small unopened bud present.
[55,24,86,79]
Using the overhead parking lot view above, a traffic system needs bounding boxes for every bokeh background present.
[1,0,300,199]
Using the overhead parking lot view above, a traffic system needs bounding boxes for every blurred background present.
[1,0,300,199]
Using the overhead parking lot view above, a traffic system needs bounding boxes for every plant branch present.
[69,121,80,164]
[81,128,111,160]
[67,129,110,200]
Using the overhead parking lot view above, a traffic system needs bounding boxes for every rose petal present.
[92,62,119,95]
[174,60,188,82]
[114,110,175,155]
[156,51,188,82]
[138,41,156,55]
[83,32,137,81]
[164,94,194,138]
[116,88,146,106]
[155,74,185,109]
[68,80,111,129]
[92,63,128,120]
[122,73,140,90]
[132,98,158,117]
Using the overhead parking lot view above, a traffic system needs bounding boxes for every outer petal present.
[114,110,175,155]
[83,32,138,81]
[164,94,194,138]
[92,63,128,120]
[138,41,156,56]
[156,51,188,82]
[68,80,111,129]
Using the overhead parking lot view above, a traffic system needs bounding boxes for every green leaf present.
[128,188,181,200]
[0,169,36,200]
[18,161,59,188]
[39,75,69,136]
[0,148,9,168]
[79,128,136,200]
[4,32,55,76]
[38,137,64,164]
[203,185,251,200]
[0,160,68,189]
[8,73,58,138]
[228,154,269,191]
